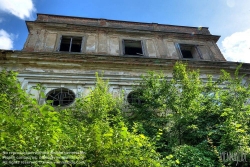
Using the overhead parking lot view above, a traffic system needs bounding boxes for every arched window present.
[46,88,75,107]
[127,91,144,105]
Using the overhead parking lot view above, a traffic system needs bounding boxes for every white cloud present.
[0,29,13,49]
[221,29,250,63]
[0,0,35,20]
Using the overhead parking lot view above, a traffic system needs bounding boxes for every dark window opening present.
[181,50,193,58]
[46,88,75,107]
[127,91,144,105]
[179,44,199,59]
[124,40,143,56]
[59,36,82,52]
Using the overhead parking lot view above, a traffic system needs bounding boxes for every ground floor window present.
[46,88,75,107]
[127,91,144,105]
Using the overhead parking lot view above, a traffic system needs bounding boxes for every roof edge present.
[36,13,209,30]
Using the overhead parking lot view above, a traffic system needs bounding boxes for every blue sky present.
[0,0,250,63]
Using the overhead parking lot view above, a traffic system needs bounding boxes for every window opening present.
[179,44,199,59]
[46,88,75,107]
[59,36,82,52]
[127,91,144,105]
[124,40,143,56]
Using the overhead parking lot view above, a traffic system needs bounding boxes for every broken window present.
[123,40,143,56]
[178,44,201,59]
[46,88,75,107]
[59,36,82,52]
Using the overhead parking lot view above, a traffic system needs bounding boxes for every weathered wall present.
[12,60,250,105]
[23,13,226,61]
[36,14,212,35]
[23,27,225,61]
[0,14,243,107]
[1,51,248,106]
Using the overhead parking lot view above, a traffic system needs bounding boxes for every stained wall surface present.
[23,14,226,61]
[2,14,240,106]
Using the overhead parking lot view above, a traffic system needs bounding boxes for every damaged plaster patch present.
[26,68,45,72]
[86,45,96,51]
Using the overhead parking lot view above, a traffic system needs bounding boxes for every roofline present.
[25,21,220,42]
[36,13,209,30]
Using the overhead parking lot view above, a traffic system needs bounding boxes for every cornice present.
[26,21,220,42]
[1,51,249,75]
[36,13,211,34]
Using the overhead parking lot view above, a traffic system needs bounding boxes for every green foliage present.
[0,71,163,166]
[65,73,163,166]
[165,143,220,167]
[0,70,69,166]
[127,62,250,166]
[1,62,250,166]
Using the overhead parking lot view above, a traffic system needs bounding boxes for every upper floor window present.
[59,36,82,52]
[123,40,143,56]
[178,44,202,59]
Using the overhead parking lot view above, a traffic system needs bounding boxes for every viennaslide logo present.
[219,150,247,166]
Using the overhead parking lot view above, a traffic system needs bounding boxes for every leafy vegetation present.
[1,62,250,166]
[127,62,250,166]
[0,71,162,167]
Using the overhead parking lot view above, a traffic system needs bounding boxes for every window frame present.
[127,91,144,106]
[176,43,203,60]
[46,88,76,107]
[58,35,84,53]
[122,39,145,56]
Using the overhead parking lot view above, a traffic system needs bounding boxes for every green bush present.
[0,71,163,167]
[1,62,250,166]
[127,62,250,166]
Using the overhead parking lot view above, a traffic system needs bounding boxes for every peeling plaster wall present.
[164,39,179,59]
[208,41,226,61]
[86,34,97,53]
[23,23,225,61]
[16,14,231,105]
[1,50,249,106]
[24,30,39,51]
[44,33,57,51]
[15,63,249,105]
[155,38,167,58]
[98,32,107,54]
[108,36,119,55]
[17,69,150,105]
[146,39,157,58]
